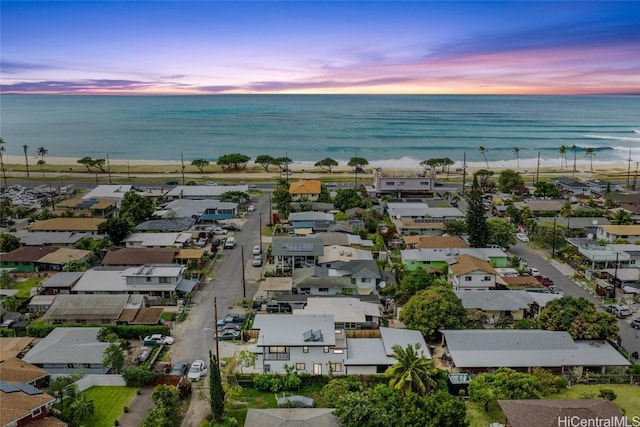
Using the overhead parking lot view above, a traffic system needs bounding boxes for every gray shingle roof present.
[253,314,336,347]
[23,327,109,365]
[271,237,324,257]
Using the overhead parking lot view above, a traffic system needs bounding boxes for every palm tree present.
[585,147,595,171]
[513,147,520,168]
[479,146,489,169]
[571,144,577,175]
[36,146,48,178]
[611,209,633,225]
[385,343,438,396]
[22,144,30,179]
[69,393,95,427]
[0,138,7,190]
[559,145,567,169]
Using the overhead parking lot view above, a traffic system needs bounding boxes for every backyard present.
[13,277,42,298]
[82,386,138,427]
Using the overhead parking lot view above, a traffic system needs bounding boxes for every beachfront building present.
[288,180,322,201]
[372,168,435,197]
[552,177,592,197]
[165,184,249,201]
[54,197,118,218]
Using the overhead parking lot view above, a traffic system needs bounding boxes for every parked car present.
[216,329,241,340]
[266,301,292,313]
[252,255,263,267]
[143,334,175,345]
[212,227,227,235]
[252,245,262,255]
[224,236,236,249]
[528,267,540,276]
[615,305,632,318]
[548,286,564,296]
[222,223,241,231]
[536,275,554,286]
[217,323,241,332]
[247,205,255,212]
[217,313,245,327]
[604,304,617,314]
[631,317,640,329]
[169,361,189,377]
[187,360,208,381]
[516,233,529,242]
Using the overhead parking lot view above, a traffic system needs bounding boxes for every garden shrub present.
[599,389,617,401]
[282,374,301,391]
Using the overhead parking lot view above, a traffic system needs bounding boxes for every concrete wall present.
[345,365,377,375]
[76,374,126,392]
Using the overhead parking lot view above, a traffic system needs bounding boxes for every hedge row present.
[26,323,170,339]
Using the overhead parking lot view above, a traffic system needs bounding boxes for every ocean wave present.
[584,134,640,143]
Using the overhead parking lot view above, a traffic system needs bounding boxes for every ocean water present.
[0,94,638,169]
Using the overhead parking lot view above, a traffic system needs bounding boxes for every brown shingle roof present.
[402,235,469,249]
[131,307,164,325]
[498,399,624,427]
[101,248,178,265]
[289,180,322,195]
[174,248,206,260]
[0,357,48,384]
[449,254,498,276]
[28,218,105,232]
[37,248,92,265]
[56,197,117,210]
[0,337,34,361]
[1,246,60,263]
[0,389,56,427]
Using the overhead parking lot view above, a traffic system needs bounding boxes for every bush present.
[122,366,160,387]
[26,323,170,339]
[282,374,302,391]
[598,389,617,401]
[252,374,283,392]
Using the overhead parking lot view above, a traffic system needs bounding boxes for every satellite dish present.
[396,215,401,220]
[587,233,594,240]
[592,220,598,225]
[379,281,387,289]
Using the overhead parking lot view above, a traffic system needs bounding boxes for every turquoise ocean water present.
[0,94,638,169]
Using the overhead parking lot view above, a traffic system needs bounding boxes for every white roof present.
[166,185,249,198]
[293,297,380,323]
[387,202,429,218]
[23,327,109,365]
[345,234,374,247]
[123,264,184,278]
[379,327,430,359]
[401,247,507,262]
[71,268,178,293]
[346,339,395,365]
[82,185,135,200]
[318,245,373,264]
[122,232,192,247]
[253,314,336,347]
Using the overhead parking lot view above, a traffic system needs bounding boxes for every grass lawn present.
[226,382,324,425]
[466,384,640,426]
[13,277,42,298]
[82,386,138,427]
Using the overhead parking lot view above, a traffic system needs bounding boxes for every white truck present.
[224,236,236,249]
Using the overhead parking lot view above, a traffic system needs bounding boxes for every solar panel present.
[0,381,19,393]
[14,383,43,395]
[284,242,314,252]
[311,330,323,342]
[303,330,313,342]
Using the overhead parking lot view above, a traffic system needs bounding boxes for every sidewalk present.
[118,387,155,427]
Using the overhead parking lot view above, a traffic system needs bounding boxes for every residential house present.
[288,180,322,201]
[12,231,97,247]
[533,216,609,238]
[372,168,435,197]
[386,202,430,219]
[552,177,592,196]
[402,235,469,250]
[448,254,499,291]
[244,409,340,427]
[54,197,118,218]
[0,246,59,273]
[391,218,445,237]
[81,184,136,201]
[22,327,111,374]
[454,290,561,323]
[313,232,374,248]
[70,265,197,299]
[585,179,613,195]
[271,237,324,272]
[134,218,196,232]
[36,248,92,272]
[596,224,640,244]
[41,294,162,325]
[122,232,192,248]
[513,200,563,215]
[0,381,62,427]
[0,357,48,387]
[293,260,381,296]
[317,245,373,265]
[498,400,626,427]
[165,184,249,201]
[288,212,335,233]
[253,314,343,375]
[293,297,381,329]
[440,329,630,375]
[576,244,632,270]
[174,249,207,268]
[401,247,509,272]
[27,218,104,234]
[290,202,334,212]
[599,267,640,290]
[155,199,238,221]
[101,248,179,266]
[38,272,84,295]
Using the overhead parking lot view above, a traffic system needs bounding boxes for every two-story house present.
[293,297,381,329]
[271,237,324,272]
[54,197,118,218]
[372,168,435,197]
[401,247,509,272]
[122,232,193,248]
[288,180,322,201]
[287,212,335,233]
[596,225,640,244]
[448,254,499,291]
[0,381,60,427]
[552,177,592,197]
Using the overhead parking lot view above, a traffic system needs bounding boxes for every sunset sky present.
[1,1,639,95]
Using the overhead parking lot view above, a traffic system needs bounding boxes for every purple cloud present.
[0,79,155,93]
[196,85,241,93]
[247,76,413,92]
[0,60,60,74]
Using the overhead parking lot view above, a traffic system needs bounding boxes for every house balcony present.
[264,353,290,361]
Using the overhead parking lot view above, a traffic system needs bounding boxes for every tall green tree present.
[151,385,180,427]
[119,191,154,225]
[77,157,96,173]
[347,156,369,171]
[217,153,250,170]
[102,343,125,374]
[498,169,525,194]
[559,145,567,169]
[315,157,339,173]
[68,393,95,427]
[611,209,633,225]
[585,147,596,171]
[255,155,275,172]
[273,156,292,172]
[1,295,20,311]
[22,144,29,179]
[385,343,439,396]
[400,391,469,427]
[141,405,174,427]
[220,191,250,204]
[191,158,209,173]
[0,233,20,252]
[572,144,578,173]
[333,188,363,211]
[478,146,489,168]
[487,218,517,248]
[271,180,292,220]
[469,368,543,412]
[37,146,48,178]
[98,217,132,246]
[334,384,401,427]
[465,176,488,248]
[513,147,520,168]
[399,285,467,340]
[537,296,619,341]
[209,351,225,422]
[533,181,560,198]
[0,138,7,190]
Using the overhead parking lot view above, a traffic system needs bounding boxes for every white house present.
[448,254,499,291]
[122,232,193,248]
[596,225,640,244]
[292,297,381,329]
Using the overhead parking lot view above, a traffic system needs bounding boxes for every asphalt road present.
[509,242,640,357]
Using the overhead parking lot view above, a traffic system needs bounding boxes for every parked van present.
[224,237,236,249]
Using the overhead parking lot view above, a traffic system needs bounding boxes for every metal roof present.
[42,294,129,321]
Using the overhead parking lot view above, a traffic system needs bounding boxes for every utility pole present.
[535,151,541,184]
[241,246,246,301]
[181,152,186,186]
[106,152,112,185]
[613,252,619,300]
[213,297,220,364]
[48,182,56,211]
[354,149,358,189]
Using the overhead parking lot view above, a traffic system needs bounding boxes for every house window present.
[333,349,344,354]
[296,363,305,370]
[83,364,91,368]
[420,181,430,186]
[268,346,287,353]
[330,363,342,372]
[386,181,395,186]
[484,276,492,281]
[465,276,472,281]
[159,277,170,283]
[67,363,75,368]
[264,364,271,373]
[303,346,309,353]
[146,277,151,282]
[300,288,310,294]
[318,288,328,292]
[324,346,330,353]
[32,407,42,417]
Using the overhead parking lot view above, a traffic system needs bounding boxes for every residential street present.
[170,192,269,427]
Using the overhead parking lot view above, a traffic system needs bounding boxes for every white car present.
[516,233,529,242]
[247,205,255,212]
[252,255,262,267]
[143,334,175,345]
[252,245,261,255]
[187,360,208,381]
